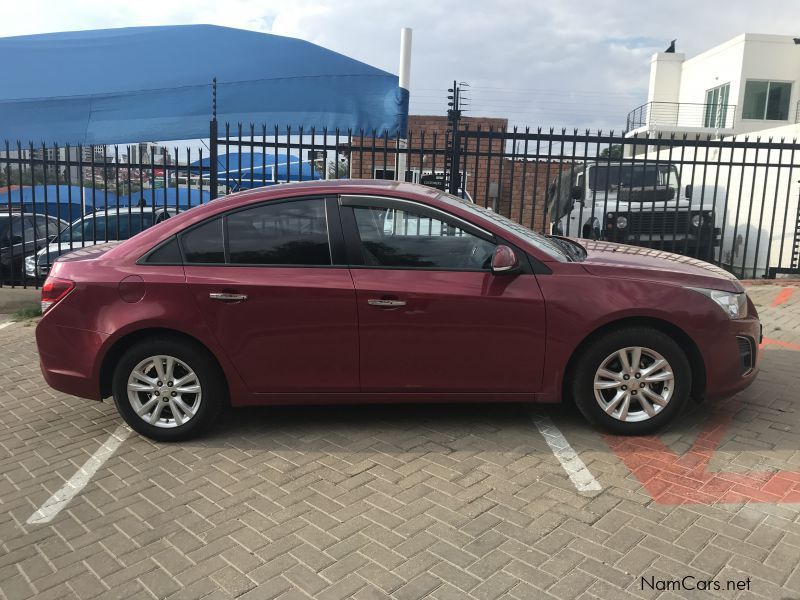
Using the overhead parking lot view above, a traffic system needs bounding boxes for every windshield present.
[589,164,678,191]
[438,192,570,261]
[58,212,155,243]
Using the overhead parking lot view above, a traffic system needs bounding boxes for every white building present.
[627,34,800,138]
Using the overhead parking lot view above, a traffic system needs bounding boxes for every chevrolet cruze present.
[35,180,761,441]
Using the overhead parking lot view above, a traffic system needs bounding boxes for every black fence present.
[1,122,799,289]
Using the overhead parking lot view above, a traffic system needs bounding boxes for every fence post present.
[209,119,218,201]
[448,128,461,195]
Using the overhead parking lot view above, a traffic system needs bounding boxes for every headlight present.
[691,214,704,227]
[24,255,36,276]
[689,287,747,319]
[616,216,628,229]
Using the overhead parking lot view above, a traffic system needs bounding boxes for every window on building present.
[742,80,792,120]
[704,83,730,127]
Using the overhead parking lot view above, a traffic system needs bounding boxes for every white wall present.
[643,34,800,136]
[648,53,684,103]
[677,34,745,128]
[678,34,800,134]
[736,35,800,134]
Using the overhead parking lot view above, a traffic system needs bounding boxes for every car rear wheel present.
[112,337,226,442]
[571,327,691,435]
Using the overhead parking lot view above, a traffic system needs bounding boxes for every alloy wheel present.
[126,355,202,428]
[593,346,674,422]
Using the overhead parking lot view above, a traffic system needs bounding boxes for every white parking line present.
[26,425,131,524]
[532,412,602,492]
[0,321,13,331]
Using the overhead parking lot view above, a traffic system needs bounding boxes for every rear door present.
[181,196,359,394]
[340,195,547,394]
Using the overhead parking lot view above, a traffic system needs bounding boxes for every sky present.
[2,0,800,132]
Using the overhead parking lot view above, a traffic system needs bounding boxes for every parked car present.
[0,211,69,282]
[25,207,175,279]
[549,163,722,261]
[36,180,760,442]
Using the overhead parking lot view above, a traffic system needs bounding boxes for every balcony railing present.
[626,101,737,132]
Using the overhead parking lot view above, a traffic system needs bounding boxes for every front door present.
[339,195,546,394]
[182,197,359,394]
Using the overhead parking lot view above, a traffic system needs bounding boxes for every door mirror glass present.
[491,245,519,274]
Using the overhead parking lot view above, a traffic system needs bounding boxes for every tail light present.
[41,277,75,314]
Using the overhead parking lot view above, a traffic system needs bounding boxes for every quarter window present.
[350,204,496,270]
[742,80,792,120]
[180,217,224,263]
[227,199,331,265]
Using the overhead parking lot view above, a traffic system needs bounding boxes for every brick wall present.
[347,115,571,233]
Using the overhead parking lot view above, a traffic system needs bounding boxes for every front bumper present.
[703,316,761,401]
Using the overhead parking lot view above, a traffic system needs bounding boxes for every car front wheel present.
[571,327,691,435]
[111,336,226,442]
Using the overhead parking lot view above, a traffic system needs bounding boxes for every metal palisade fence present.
[1,122,799,288]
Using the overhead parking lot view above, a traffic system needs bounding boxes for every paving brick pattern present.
[0,284,798,599]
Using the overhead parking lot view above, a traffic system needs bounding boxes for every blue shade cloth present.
[190,153,322,189]
[0,25,409,145]
[0,185,211,214]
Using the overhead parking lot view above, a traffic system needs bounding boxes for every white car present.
[26,207,175,279]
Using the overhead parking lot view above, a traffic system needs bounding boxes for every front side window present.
[227,199,331,265]
[742,80,792,120]
[8,217,36,245]
[351,204,496,270]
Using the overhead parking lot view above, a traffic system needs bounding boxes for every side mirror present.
[685,184,693,199]
[571,185,583,200]
[491,245,520,274]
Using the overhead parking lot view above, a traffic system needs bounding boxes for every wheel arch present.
[99,327,229,401]
[562,316,707,403]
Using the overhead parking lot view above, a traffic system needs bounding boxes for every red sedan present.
[35,180,760,441]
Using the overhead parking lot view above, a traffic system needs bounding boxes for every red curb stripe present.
[604,395,800,505]
[760,337,800,351]
[772,287,795,306]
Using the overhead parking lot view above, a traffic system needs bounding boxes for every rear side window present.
[180,218,224,263]
[227,199,330,265]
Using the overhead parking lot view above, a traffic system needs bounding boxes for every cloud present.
[2,0,799,131]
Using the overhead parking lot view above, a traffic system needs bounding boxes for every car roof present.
[105,180,474,263]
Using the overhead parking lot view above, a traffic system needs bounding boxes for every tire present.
[111,336,226,442]
[570,327,691,435]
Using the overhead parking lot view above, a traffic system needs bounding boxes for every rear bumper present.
[703,316,761,401]
[36,318,107,401]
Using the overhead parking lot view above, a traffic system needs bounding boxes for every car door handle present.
[367,299,406,308]
[209,292,248,302]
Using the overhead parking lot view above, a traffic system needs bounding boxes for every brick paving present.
[0,284,798,600]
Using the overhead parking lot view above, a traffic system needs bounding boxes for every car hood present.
[577,239,742,293]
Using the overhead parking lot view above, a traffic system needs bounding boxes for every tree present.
[327,157,349,179]
[600,145,623,159]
